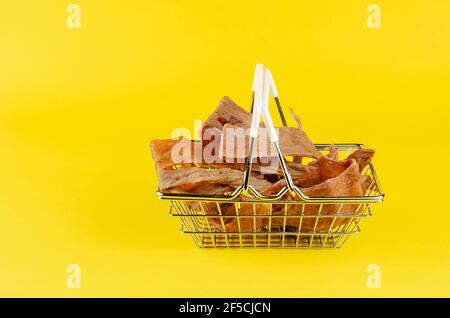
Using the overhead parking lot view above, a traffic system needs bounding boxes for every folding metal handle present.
[261,68,297,193]
[261,69,279,142]
[250,64,263,138]
[248,66,279,144]
[243,64,263,190]
[244,65,297,194]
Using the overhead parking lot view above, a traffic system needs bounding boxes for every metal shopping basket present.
[156,64,384,248]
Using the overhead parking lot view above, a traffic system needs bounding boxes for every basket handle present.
[249,64,263,138]
[261,69,279,143]
[243,65,297,194]
[260,68,296,192]
[243,64,263,190]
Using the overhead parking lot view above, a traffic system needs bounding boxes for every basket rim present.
[157,143,384,204]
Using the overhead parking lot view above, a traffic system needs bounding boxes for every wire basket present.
[156,65,384,249]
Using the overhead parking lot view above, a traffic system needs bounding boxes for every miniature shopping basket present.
[156,64,384,249]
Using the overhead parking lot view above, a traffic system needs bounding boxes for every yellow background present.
[1,0,449,297]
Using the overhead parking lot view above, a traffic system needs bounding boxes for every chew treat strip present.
[263,159,363,232]
[202,96,252,141]
[289,107,302,129]
[327,144,339,160]
[346,148,375,172]
[202,96,320,161]
[219,124,321,160]
[289,108,304,163]
[157,167,271,194]
[150,138,199,171]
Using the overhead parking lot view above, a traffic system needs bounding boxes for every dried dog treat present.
[150,138,199,172]
[203,96,252,131]
[192,200,267,233]
[219,124,321,160]
[196,202,236,232]
[157,167,271,194]
[203,96,320,161]
[346,148,375,172]
[262,160,363,232]
[222,178,280,232]
[299,160,364,232]
[290,108,303,163]
[290,107,302,129]
[203,153,342,184]
[201,96,252,150]
[224,202,270,233]
[327,144,339,161]
[258,155,350,190]
[309,155,349,181]
[360,175,374,194]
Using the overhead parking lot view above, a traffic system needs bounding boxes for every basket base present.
[188,232,353,249]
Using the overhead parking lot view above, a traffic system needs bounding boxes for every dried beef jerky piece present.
[264,174,280,183]
[310,155,350,181]
[199,202,236,231]
[360,175,374,194]
[219,124,321,160]
[222,179,279,233]
[299,160,363,232]
[151,138,228,171]
[262,160,363,233]
[206,159,315,181]
[202,96,252,141]
[190,200,265,233]
[224,202,270,233]
[290,108,304,163]
[202,97,320,161]
[150,138,200,171]
[279,127,321,159]
[188,183,237,196]
[258,155,350,190]
[201,160,281,175]
[290,107,302,129]
[327,144,339,161]
[346,148,375,172]
[157,167,271,194]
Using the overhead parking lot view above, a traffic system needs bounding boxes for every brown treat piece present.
[289,107,302,129]
[327,144,339,161]
[262,160,363,233]
[360,175,374,194]
[346,149,375,172]
[201,96,252,145]
[157,167,271,194]
[150,138,199,171]
[260,155,350,190]
[224,202,270,233]
[219,124,321,160]
[290,108,303,163]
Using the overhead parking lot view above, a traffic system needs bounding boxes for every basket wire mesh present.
[165,145,382,249]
